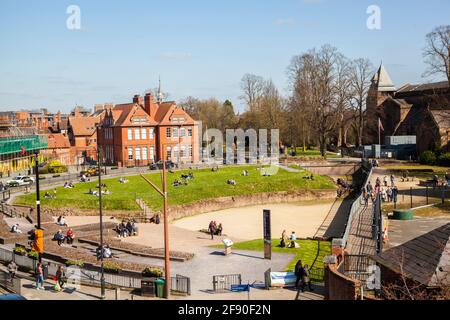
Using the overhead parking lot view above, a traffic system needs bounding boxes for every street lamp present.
[96,125,106,299]
[140,160,170,299]
[34,151,42,263]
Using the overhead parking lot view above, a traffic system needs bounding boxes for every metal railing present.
[171,274,191,295]
[213,274,242,292]
[341,161,374,247]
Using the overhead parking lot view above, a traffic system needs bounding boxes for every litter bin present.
[141,279,156,297]
[155,279,165,298]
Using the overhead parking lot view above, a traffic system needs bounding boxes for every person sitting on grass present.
[63,181,69,189]
[288,231,299,248]
[227,179,237,186]
[280,230,288,248]
[68,182,74,188]
[66,228,75,245]
[119,177,126,184]
[44,191,53,199]
[242,170,249,177]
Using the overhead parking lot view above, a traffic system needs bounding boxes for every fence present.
[171,274,191,296]
[212,274,242,292]
[0,202,23,218]
[0,246,191,295]
[0,190,10,202]
[384,185,450,210]
[309,268,325,283]
[341,160,373,247]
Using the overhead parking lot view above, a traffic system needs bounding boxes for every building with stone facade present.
[364,64,450,154]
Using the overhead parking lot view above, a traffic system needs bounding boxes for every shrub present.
[66,259,85,267]
[437,153,450,167]
[104,262,122,274]
[13,247,27,256]
[419,151,437,165]
[142,267,163,278]
[27,250,39,259]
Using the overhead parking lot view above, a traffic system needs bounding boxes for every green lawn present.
[15,165,335,211]
[383,164,450,175]
[214,239,331,272]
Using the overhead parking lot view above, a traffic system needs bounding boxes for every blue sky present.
[0,0,449,113]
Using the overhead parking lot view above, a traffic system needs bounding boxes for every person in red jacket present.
[66,228,75,245]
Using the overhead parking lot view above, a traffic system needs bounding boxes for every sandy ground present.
[172,202,335,241]
[64,216,119,227]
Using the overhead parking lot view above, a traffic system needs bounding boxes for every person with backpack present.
[301,264,313,292]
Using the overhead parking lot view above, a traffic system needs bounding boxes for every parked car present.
[7,176,35,187]
[0,294,26,300]
[150,161,178,170]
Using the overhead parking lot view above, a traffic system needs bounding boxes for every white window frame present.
[180,128,186,137]
[128,147,133,160]
[150,146,155,161]
[141,128,147,140]
[142,147,148,160]
[150,128,154,139]
[128,128,132,140]
[173,128,179,138]
[181,146,186,157]
[135,147,141,160]
[134,128,140,140]
[166,128,171,138]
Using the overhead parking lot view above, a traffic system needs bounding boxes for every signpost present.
[263,210,271,260]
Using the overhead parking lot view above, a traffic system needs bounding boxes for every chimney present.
[133,94,143,106]
[144,92,155,117]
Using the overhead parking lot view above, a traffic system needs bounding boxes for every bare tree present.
[334,54,353,151]
[423,25,450,84]
[350,58,374,147]
[239,74,265,111]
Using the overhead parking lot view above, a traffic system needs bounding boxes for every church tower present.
[364,63,397,144]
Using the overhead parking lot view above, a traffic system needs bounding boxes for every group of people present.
[44,188,57,199]
[118,177,128,184]
[336,178,352,197]
[80,174,90,183]
[208,221,223,240]
[294,260,313,292]
[53,228,75,246]
[227,179,237,186]
[115,220,138,238]
[280,230,299,249]
[88,187,111,196]
[363,175,399,206]
[63,181,75,189]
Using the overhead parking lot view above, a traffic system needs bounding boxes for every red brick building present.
[98,93,200,167]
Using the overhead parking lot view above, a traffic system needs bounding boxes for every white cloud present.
[160,52,193,60]
[274,18,296,26]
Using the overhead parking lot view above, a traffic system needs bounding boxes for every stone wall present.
[324,262,361,300]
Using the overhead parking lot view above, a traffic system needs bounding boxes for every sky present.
[0,0,449,113]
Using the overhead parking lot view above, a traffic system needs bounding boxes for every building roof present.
[68,116,100,136]
[373,223,450,287]
[373,64,396,92]
[47,133,71,149]
[396,81,449,94]
[112,103,158,127]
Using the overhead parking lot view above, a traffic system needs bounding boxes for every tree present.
[350,58,374,147]
[239,74,265,111]
[423,25,450,84]
[288,45,342,157]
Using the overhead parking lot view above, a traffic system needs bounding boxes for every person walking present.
[301,264,313,292]
[294,260,304,288]
[55,266,66,291]
[366,181,373,194]
[36,262,44,290]
[7,261,17,280]
[208,221,215,240]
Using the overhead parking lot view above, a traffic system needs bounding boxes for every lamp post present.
[34,151,42,263]
[96,125,106,299]
[140,160,170,299]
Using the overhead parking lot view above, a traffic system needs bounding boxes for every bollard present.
[410,187,413,209]
[115,287,121,300]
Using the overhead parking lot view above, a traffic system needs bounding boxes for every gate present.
[171,274,191,296]
[213,274,241,292]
